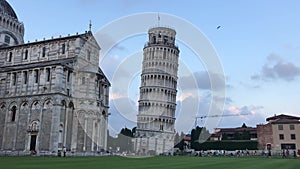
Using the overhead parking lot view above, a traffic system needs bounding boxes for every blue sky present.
[8,0,300,134]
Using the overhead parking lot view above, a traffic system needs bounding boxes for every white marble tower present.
[134,27,179,155]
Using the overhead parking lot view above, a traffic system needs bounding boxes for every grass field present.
[0,156,300,169]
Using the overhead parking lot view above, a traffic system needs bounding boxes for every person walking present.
[63,146,67,157]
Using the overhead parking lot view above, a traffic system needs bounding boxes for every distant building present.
[210,123,257,141]
[257,114,300,151]
[0,0,110,156]
[133,26,179,155]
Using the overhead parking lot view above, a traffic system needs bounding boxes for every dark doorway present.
[30,135,37,151]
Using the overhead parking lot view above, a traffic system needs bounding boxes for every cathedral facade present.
[0,0,110,156]
[133,27,179,155]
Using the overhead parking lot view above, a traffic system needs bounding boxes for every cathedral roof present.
[0,0,18,19]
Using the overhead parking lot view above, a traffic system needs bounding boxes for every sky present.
[7,0,300,135]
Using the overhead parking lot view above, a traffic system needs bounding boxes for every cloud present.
[110,93,126,100]
[179,71,226,91]
[218,105,265,128]
[225,105,264,116]
[176,92,194,102]
[251,54,300,81]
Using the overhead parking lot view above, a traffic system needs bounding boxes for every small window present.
[160,124,164,131]
[46,68,51,82]
[4,35,10,44]
[163,36,168,44]
[34,70,39,83]
[12,73,17,86]
[152,36,156,44]
[42,47,46,57]
[291,134,296,140]
[23,71,28,84]
[87,50,91,61]
[290,124,295,130]
[24,50,28,60]
[8,52,13,62]
[11,106,17,122]
[62,44,65,54]
[82,77,85,84]
[67,71,71,82]
[279,134,284,140]
[278,125,283,130]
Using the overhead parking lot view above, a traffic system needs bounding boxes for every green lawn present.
[0,156,299,169]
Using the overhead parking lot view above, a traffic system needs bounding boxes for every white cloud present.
[251,54,300,81]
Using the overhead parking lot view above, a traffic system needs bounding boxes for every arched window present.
[32,101,40,110]
[28,120,40,132]
[4,35,10,44]
[11,106,17,122]
[44,100,52,109]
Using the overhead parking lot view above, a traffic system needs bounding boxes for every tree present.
[120,127,133,137]
[241,130,250,140]
[131,127,136,137]
[174,139,185,151]
[241,123,247,128]
[191,126,210,149]
[233,132,241,140]
[222,133,228,140]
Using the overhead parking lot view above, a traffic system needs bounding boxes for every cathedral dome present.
[0,0,24,47]
[0,0,18,19]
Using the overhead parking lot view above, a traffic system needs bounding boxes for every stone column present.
[63,107,69,147]
[49,100,61,155]
[53,66,64,92]
[104,115,108,150]
[70,112,78,152]
[83,118,87,152]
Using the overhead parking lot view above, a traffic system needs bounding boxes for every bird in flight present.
[217,25,221,29]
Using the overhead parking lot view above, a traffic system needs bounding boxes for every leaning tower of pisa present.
[134,27,179,155]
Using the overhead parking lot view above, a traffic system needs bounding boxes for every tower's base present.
[133,136,174,156]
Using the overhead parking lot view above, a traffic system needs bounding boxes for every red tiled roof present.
[266,114,300,122]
